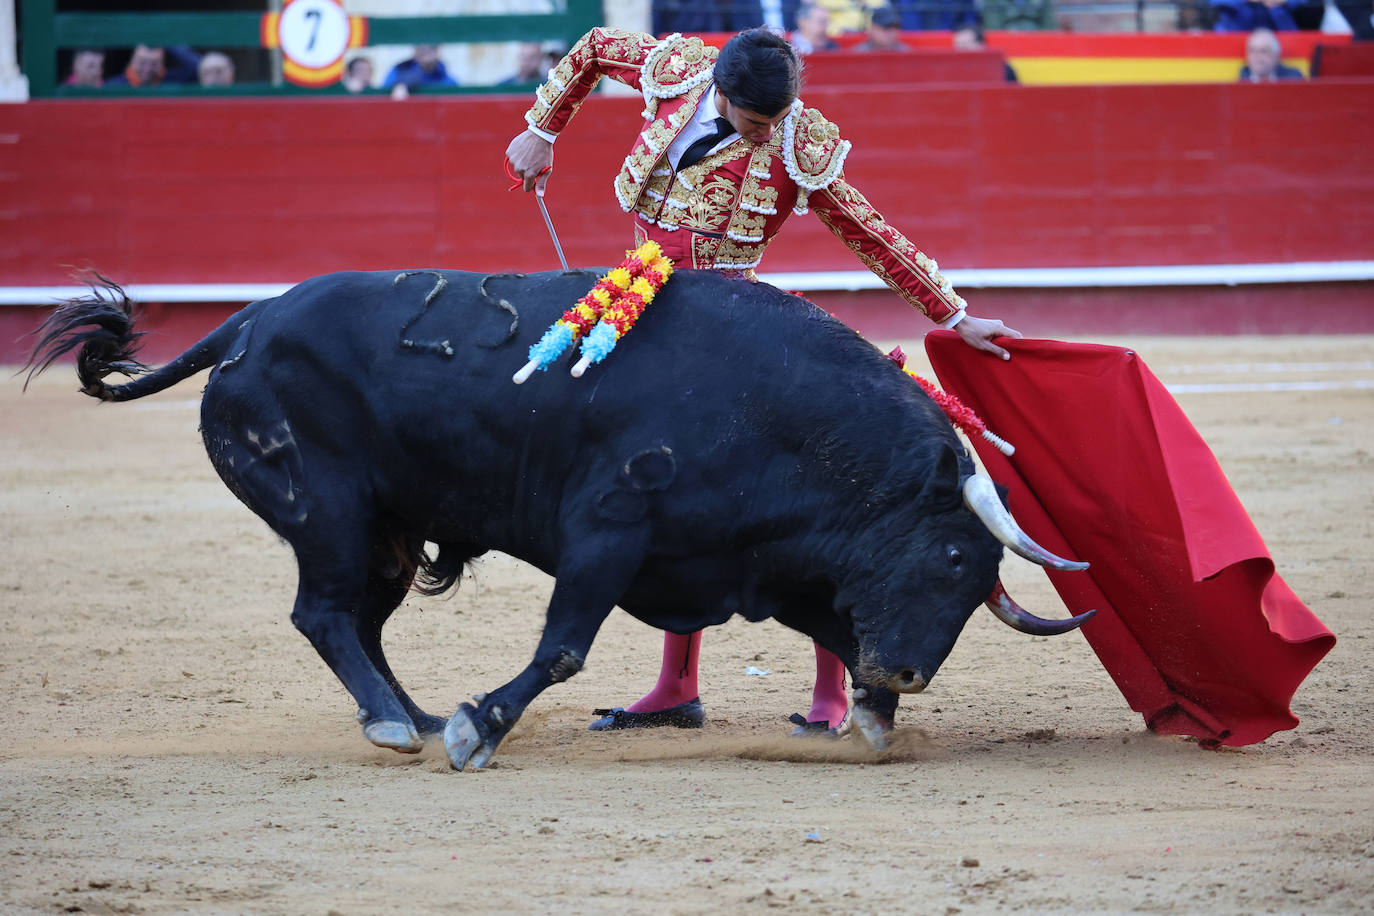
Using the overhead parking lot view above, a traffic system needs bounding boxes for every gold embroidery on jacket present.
[691,232,720,268]
[811,178,966,314]
[642,169,672,203]
[640,116,678,156]
[625,142,659,183]
[713,237,765,269]
[739,183,779,215]
[615,81,711,214]
[642,34,717,98]
[528,28,666,132]
[722,144,782,246]
[727,210,767,242]
[687,173,741,232]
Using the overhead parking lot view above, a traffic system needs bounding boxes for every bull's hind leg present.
[286,516,428,754]
[291,564,425,753]
[202,390,421,752]
[445,529,648,770]
[353,568,447,739]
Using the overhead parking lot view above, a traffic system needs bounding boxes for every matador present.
[506,26,1020,737]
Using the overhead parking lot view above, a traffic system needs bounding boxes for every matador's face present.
[717,94,791,145]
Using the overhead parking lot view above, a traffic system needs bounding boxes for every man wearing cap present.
[506,27,1019,737]
[854,7,913,51]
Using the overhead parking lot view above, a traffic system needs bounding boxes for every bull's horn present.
[962,474,1089,571]
[986,580,1096,636]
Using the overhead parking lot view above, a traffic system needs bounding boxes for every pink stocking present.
[626,629,701,712]
[806,643,849,727]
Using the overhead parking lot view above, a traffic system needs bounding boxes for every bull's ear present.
[918,443,964,510]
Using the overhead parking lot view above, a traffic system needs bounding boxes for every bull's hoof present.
[363,718,423,753]
[444,703,494,771]
[851,706,892,752]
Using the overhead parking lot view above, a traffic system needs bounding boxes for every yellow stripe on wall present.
[1009,57,1310,85]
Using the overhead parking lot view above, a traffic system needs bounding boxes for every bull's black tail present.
[22,273,253,402]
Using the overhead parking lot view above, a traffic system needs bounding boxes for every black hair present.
[713,28,800,118]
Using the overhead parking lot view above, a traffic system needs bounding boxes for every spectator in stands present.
[980,0,1060,29]
[1176,0,1218,31]
[1335,0,1374,34]
[343,57,373,93]
[197,52,235,88]
[106,44,200,88]
[62,49,104,88]
[816,0,890,32]
[953,24,1020,82]
[791,3,840,54]
[854,6,912,50]
[500,41,567,86]
[506,42,547,85]
[895,0,980,30]
[1239,27,1305,79]
[652,0,769,33]
[1210,0,1305,30]
[382,44,459,93]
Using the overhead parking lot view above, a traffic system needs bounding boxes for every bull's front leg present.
[444,532,644,771]
[773,606,898,750]
[849,680,899,751]
[443,598,611,771]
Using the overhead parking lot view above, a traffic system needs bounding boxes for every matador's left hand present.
[955,315,1022,361]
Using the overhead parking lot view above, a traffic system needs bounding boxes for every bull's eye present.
[948,547,963,569]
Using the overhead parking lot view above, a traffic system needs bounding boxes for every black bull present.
[26,268,1092,769]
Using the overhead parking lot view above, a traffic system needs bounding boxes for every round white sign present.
[277,0,351,71]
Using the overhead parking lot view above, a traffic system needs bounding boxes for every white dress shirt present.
[664,84,740,169]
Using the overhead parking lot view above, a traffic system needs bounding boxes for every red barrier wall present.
[1313,43,1374,77]
[3,79,1372,288]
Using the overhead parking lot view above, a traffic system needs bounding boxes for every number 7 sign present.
[262,0,369,87]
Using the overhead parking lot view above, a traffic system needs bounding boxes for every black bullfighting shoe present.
[587,698,706,731]
[787,711,851,738]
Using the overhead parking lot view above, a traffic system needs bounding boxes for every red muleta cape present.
[925,333,1335,747]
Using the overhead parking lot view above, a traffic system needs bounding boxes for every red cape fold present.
[925,333,1335,746]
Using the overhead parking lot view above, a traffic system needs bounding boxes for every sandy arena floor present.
[2,334,1371,914]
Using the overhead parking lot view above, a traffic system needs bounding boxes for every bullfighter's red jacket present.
[525,28,967,324]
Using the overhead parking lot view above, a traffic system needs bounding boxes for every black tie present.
[677,116,734,170]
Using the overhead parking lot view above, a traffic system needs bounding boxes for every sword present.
[506,159,567,271]
[535,185,569,272]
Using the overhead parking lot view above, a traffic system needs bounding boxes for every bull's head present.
[845,446,1093,696]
